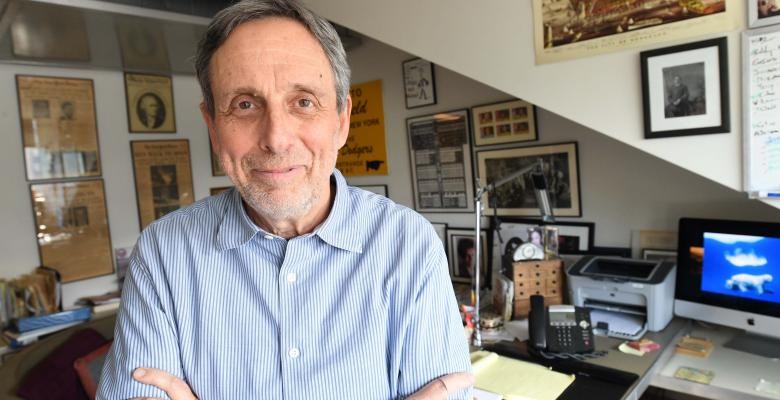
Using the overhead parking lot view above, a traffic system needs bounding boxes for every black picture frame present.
[446,227,491,288]
[640,37,730,139]
[402,58,437,109]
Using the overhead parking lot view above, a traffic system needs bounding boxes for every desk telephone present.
[529,295,595,354]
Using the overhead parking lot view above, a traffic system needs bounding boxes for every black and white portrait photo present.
[663,63,705,118]
[136,92,166,129]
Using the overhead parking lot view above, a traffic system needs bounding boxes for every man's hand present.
[407,372,474,399]
[131,368,473,400]
[131,367,197,400]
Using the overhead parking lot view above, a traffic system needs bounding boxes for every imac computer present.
[675,217,780,358]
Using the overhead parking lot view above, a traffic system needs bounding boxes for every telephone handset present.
[529,295,595,354]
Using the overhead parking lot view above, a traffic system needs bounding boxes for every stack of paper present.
[471,351,575,400]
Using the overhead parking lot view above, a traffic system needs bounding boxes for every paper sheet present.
[471,351,575,400]
[590,309,644,337]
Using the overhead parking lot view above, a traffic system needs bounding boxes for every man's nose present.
[257,105,292,153]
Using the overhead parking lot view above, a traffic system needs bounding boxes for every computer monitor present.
[675,217,780,358]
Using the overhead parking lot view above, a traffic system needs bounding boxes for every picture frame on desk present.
[640,37,730,139]
[476,142,581,217]
[446,228,490,288]
[748,0,780,28]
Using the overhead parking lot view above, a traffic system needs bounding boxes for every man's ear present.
[200,102,219,153]
[335,95,352,148]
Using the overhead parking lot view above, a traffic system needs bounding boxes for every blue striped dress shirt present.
[97,169,471,399]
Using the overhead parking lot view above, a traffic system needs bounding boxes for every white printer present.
[566,256,676,340]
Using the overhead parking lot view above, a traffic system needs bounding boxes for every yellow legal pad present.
[471,351,575,400]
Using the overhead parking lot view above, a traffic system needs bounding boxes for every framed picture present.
[210,186,232,196]
[130,140,194,229]
[124,72,176,133]
[430,222,447,250]
[407,109,475,213]
[402,58,436,109]
[29,179,114,283]
[490,218,594,270]
[446,228,490,288]
[642,249,678,263]
[16,75,101,181]
[640,37,729,139]
[472,99,537,146]
[748,0,780,28]
[209,141,225,177]
[356,184,388,197]
[10,2,89,61]
[476,142,581,217]
[116,16,171,71]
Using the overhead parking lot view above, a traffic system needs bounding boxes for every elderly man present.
[97,0,472,399]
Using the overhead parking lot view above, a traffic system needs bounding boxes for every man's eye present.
[297,98,313,108]
[237,101,253,110]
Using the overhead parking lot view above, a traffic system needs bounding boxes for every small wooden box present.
[509,259,564,319]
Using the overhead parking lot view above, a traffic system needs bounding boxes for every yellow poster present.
[337,80,388,176]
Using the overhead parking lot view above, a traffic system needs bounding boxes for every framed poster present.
[402,58,436,109]
[749,0,780,28]
[337,80,388,176]
[472,99,537,146]
[11,2,89,61]
[16,75,101,181]
[356,184,388,197]
[406,109,475,213]
[476,142,581,217]
[124,72,176,133]
[532,0,729,64]
[446,228,490,288]
[30,179,113,283]
[640,37,729,139]
[131,140,194,229]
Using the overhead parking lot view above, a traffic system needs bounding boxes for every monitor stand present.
[724,332,780,359]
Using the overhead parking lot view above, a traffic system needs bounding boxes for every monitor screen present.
[675,218,780,342]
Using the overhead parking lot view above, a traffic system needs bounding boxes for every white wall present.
[0,63,230,306]
[305,0,780,210]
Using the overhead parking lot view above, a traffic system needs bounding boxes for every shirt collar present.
[215,169,362,253]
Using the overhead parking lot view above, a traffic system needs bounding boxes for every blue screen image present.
[701,232,780,304]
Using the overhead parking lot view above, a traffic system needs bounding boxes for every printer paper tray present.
[584,300,646,316]
[589,309,647,341]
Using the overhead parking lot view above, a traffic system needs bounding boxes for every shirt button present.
[288,347,300,358]
[286,273,297,283]
[264,234,273,240]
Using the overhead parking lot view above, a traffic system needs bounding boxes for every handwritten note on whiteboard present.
[744,27,780,196]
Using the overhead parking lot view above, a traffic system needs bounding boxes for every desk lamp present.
[471,158,555,348]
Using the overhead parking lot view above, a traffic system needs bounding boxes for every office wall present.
[305,0,780,210]
[1,18,778,308]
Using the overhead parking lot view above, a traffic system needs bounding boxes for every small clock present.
[513,243,544,261]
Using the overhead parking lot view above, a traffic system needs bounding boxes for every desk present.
[651,322,780,400]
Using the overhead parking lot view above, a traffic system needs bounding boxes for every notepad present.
[471,351,575,400]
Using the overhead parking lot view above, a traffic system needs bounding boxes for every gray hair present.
[194,0,351,117]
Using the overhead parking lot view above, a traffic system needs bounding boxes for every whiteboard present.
[743,26,780,198]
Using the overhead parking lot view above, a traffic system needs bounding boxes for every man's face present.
[141,96,160,118]
[202,17,350,221]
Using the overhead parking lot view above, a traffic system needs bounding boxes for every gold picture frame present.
[131,140,194,229]
[471,99,538,147]
[124,72,176,133]
[16,75,101,181]
[30,179,114,283]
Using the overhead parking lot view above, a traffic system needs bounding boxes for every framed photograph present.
[407,109,475,213]
[748,0,780,28]
[430,222,447,250]
[356,184,388,197]
[130,140,194,229]
[642,249,678,263]
[16,75,101,181]
[446,228,490,288]
[210,186,232,196]
[640,37,729,139]
[11,2,89,61]
[476,142,581,217]
[490,217,594,266]
[29,179,114,283]
[472,99,537,146]
[402,58,436,109]
[116,16,171,72]
[124,72,176,133]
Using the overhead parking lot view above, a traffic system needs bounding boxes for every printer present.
[566,256,676,340]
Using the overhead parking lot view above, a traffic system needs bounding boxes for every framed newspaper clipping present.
[131,140,194,229]
[406,109,474,213]
[16,75,101,181]
[124,72,176,133]
[30,179,114,283]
